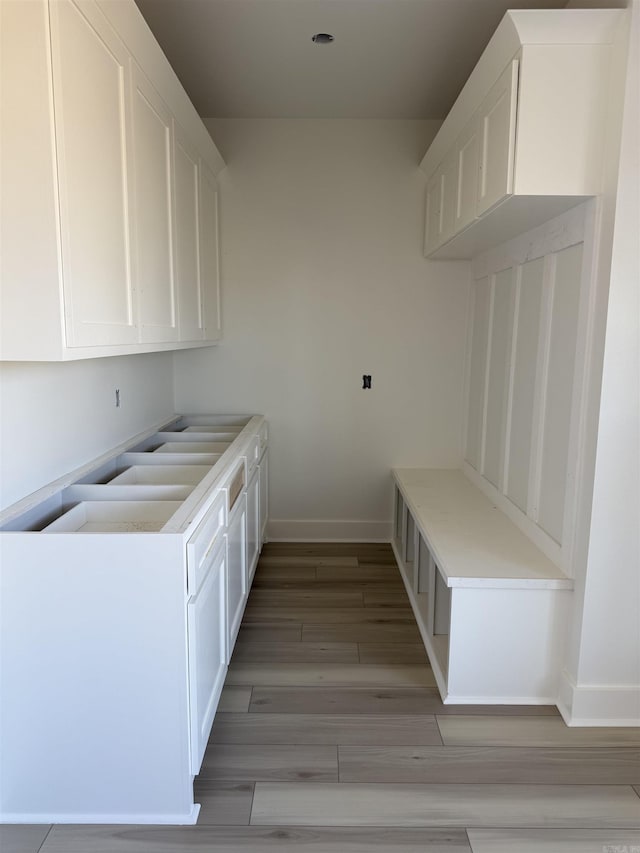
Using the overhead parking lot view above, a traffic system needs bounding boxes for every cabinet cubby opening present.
[415,535,433,624]
[405,511,416,587]
[430,565,451,676]
[394,487,405,551]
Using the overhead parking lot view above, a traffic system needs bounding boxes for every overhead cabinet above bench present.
[421,9,623,259]
[0,0,225,360]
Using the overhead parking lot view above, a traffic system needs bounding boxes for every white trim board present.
[1,805,200,825]
[558,670,640,727]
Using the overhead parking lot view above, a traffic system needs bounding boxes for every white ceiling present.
[134,0,569,119]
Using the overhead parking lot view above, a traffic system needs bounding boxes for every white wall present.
[0,352,175,511]
[174,119,471,541]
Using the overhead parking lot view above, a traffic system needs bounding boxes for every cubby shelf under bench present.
[391,468,573,707]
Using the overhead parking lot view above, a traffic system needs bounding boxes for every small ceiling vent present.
[311,33,335,45]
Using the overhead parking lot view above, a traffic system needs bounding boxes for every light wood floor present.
[5,543,640,852]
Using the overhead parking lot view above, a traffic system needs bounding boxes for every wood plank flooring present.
[9,542,640,853]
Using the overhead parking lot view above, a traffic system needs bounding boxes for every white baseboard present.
[443,694,556,705]
[558,670,640,726]
[1,805,200,825]
[267,519,392,542]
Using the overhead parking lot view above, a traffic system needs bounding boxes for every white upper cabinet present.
[424,171,443,256]
[174,123,204,342]
[0,0,225,361]
[421,9,623,259]
[199,163,222,343]
[424,149,456,255]
[50,0,137,348]
[130,65,178,343]
[454,117,481,234]
[476,60,518,218]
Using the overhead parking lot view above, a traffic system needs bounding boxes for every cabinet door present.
[226,492,247,654]
[455,116,481,232]
[424,153,456,255]
[259,451,269,545]
[199,162,222,342]
[424,171,442,256]
[246,467,260,584]
[477,60,519,217]
[439,150,457,246]
[187,538,227,774]
[50,0,137,347]
[173,122,204,341]
[130,66,178,343]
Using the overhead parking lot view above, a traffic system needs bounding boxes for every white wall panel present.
[174,119,471,539]
[537,243,583,543]
[464,277,490,470]
[483,268,514,487]
[506,257,544,511]
[464,204,589,572]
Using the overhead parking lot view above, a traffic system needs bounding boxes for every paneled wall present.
[463,203,592,573]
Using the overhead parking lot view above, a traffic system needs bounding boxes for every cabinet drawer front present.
[187,537,227,774]
[187,490,226,594]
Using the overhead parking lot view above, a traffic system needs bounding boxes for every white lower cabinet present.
[259,450,269,544]
[226,491,248,654]
[187,536,227,774]
[0,414,267,824]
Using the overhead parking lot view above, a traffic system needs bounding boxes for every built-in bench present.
[391,468,573,706]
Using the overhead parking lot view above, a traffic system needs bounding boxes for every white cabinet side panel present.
[465,277,491,470]
[506,257,545,512]
[483,268,514,488]
[538,243,584,543]
[0,534,192,818]
[514,44,612,197]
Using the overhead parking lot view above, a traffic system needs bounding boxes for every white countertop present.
[393,468,573,590]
